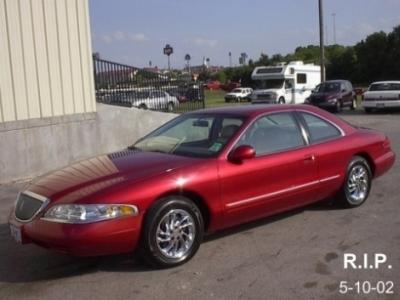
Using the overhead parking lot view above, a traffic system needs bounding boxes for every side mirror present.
[228,145,255,163]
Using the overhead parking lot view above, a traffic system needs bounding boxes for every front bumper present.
[8,211,143,256]
[362,100,400,108]
[310,101,337,108]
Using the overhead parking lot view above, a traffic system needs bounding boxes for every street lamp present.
[163,44,173,72]
[229,52,232,67]
[318,0,326,82]
[185,54,191,74]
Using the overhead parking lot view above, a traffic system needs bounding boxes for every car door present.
[218,112,319,228]
[297,111,347,200]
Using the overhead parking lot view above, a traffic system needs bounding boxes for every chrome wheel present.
[346,165,369,204]
[156,209,195,259]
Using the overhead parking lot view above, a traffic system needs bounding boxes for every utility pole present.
[318,0,326,82]
[332,13,337,44]
[228,52,232,68]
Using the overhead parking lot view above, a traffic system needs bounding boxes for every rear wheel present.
[167,102,174,112]
[140,196,204,268]
[335,101,342,113]
[364,107,373,113]
[350,98,357,110]
[138,103,148,110]
[334,156,372,208]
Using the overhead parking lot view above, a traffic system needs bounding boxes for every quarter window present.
[297,73,307,84]
[300,113,341,142]
[237,112,305,156]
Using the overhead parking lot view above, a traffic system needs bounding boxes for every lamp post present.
[318,0,326,82]
[163,44,173,72]
[332,12,337,44]
[185,54,191,74]
[229,52,232,67]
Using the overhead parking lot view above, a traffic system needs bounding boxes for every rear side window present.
[297,73,307,84]
[300,113,341,143]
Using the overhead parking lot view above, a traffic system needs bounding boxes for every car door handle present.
[304,154,316,162]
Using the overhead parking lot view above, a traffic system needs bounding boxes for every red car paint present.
[9,105,395,256]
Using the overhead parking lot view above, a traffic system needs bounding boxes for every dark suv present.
[308,80,356,112]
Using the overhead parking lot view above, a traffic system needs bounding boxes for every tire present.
[335,101,342,113]
[167,102,174,112]
[364,107,373,114]
[138,103,148,110]
[278,97,285,104]
[350,98,357,110]
[140,196,204,268]
[334,156,372,208]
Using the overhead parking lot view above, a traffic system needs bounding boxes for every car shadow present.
[0,198,342,283]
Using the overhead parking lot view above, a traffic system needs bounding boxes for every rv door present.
[284,80,294,103]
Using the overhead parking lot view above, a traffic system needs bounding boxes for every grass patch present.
[204,90,249,108]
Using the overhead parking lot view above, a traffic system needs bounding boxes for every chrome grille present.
[15,192,48,222]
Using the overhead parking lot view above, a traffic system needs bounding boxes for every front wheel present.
[350,98,357,110]
[167,102,174,112]
[140,196,204,268]
[278,97,285,104]
[334,156,372,208]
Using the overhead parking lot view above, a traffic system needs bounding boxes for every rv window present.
[297,73,307,84]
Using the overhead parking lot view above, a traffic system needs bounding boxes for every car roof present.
[321,79,349,83]
[370,81,400,84]
[187,104,322,118]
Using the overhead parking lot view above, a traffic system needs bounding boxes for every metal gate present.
[93,57,205,113]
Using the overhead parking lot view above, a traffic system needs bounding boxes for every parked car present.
[362,81,400,113]
[224,88,253,102]
[105,90,179,111]
[204,80,221,90]
[307,80,356,112]
[9,105,395,267]
[221,81,241,92]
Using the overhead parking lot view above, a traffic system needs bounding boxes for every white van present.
[251,61,321,104]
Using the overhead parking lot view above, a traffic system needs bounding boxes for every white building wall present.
[0,0,95,123]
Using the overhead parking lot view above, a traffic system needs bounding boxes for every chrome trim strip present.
[226,180,319,209]
[14,191,50,223]
[319,174,341,183]
[226,174,341,209]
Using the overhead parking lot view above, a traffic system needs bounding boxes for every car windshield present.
[232,89,242,93]
[317,82,341,93]
[369,83,400,91]
[133,114,244,158]
[255,79,284,89]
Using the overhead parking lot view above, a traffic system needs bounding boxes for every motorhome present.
[251,61,321,104]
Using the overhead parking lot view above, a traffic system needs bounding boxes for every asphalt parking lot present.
[0,110,399,300]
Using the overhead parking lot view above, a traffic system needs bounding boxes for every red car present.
[9,105,395,267]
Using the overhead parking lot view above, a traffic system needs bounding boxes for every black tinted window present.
[301,113,341,142]
[238,113,305,155]
[297,73,307,84]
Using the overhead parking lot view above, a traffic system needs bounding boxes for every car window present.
[237,112,305,156]
[134,114,244,158]
[300,113,341,143]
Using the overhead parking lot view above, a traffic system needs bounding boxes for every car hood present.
[27,149,198,203]
[310,92,339,100]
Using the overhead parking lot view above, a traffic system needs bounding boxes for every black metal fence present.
[93,57,205,113]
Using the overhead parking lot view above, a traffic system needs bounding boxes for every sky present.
[89,0,400,69]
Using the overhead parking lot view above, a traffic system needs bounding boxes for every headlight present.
[42,204,138,224]
[328,98,337,103]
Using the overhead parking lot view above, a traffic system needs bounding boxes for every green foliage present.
[215,25,400,86]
